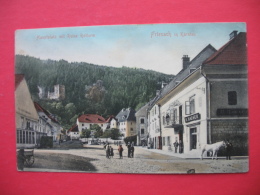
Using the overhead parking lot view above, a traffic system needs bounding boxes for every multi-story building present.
[116,108,136,138]
[15,74,39,149]
[201,31,248,156]
[135,103,149,146]
[153,31,248,157]
[34,102,63,142]
[157,44,216,154]
[76,114,106,135]
[147,96,162,149]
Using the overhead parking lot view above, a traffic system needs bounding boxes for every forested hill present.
[15,55,174,129]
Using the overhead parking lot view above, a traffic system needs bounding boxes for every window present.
[130,128,133,131]
[141,129,144,134]
[82,124,84,127]
[190,97,195,114]
[186,96,195,115]
[167,136,171,146]
[140,118,145,124]
[228,91,237,105]
[26,121,30,129]
[162,137,165,146]
[190,68,196,73]
[185,101,190,115]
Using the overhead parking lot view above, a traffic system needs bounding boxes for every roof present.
[150,44,216,107]
[34,102,59,123]
[15,74,25,89]
[68,125,79,132]
[203,32,247,65]
[105,115,117,123]
[116,108,136,122]
[78,114,106,123]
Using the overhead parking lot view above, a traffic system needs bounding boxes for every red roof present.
[34,102,59,123]
[78,114,106,123]
[203,32,247,65]
[67,125,79,132]
[15,74,25,89]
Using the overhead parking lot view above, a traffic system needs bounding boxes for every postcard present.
[15,23,248,174]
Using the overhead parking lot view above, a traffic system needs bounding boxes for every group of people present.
[173,140,183,153]
[105,144,114,159]
[104,142,135,159]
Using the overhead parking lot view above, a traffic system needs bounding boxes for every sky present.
[15,23,246,75]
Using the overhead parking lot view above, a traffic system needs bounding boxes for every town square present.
[15,23,248,174]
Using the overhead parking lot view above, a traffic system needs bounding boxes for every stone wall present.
[210,120,248,156]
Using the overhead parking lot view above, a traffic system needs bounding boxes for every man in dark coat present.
[226,140,233,160]
[130,145,135,158]
[173,140,179,153]
[127,143,131,158]
[179,140,183,154]
[118,145,124,159]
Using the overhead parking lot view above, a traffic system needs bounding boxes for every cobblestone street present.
[23,142,248,174]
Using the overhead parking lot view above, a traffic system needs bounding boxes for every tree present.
[102,128,121,140]
[81,129,91,138]
[90,124,103,138]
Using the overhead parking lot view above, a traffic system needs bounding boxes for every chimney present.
[229,30,238,40]
[182,55,190,69]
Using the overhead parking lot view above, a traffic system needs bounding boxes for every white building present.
[76,114,106,135]
[151,31,248,157]
[34,102,63,142]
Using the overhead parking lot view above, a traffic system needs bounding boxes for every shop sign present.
[185,113,201,123]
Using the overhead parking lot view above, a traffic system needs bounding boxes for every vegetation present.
[80,129,91,138]
[124,135,137,146]
[15,55,174,130]
[102,128,121,140]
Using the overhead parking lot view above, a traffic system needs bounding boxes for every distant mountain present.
[15,55,174,129]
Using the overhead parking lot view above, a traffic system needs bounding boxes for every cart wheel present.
[25,156,34,167]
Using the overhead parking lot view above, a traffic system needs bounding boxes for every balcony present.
[164,116,183,128]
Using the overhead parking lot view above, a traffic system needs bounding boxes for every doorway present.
[190,127,197,150]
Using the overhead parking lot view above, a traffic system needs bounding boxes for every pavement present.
[21,143,248,173]
[137,146,248,160]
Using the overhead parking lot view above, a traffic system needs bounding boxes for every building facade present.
[135,103,149,146]
[157,44,216,155]
[34,102,63,142]
[76,114,106,135]
[116,108,136,138]
[15,74,39,149]
[149,31,248,157]
[202,31,248,156]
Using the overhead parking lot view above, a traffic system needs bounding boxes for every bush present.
[124,135,137,146]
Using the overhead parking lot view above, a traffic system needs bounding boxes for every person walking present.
[110,146,114,158]
[130,145,135,158]
[225,140,233,160]
[106,145,110,159]
[118,145,124,159]
[173,140,179,153]
[127,143,131,158]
